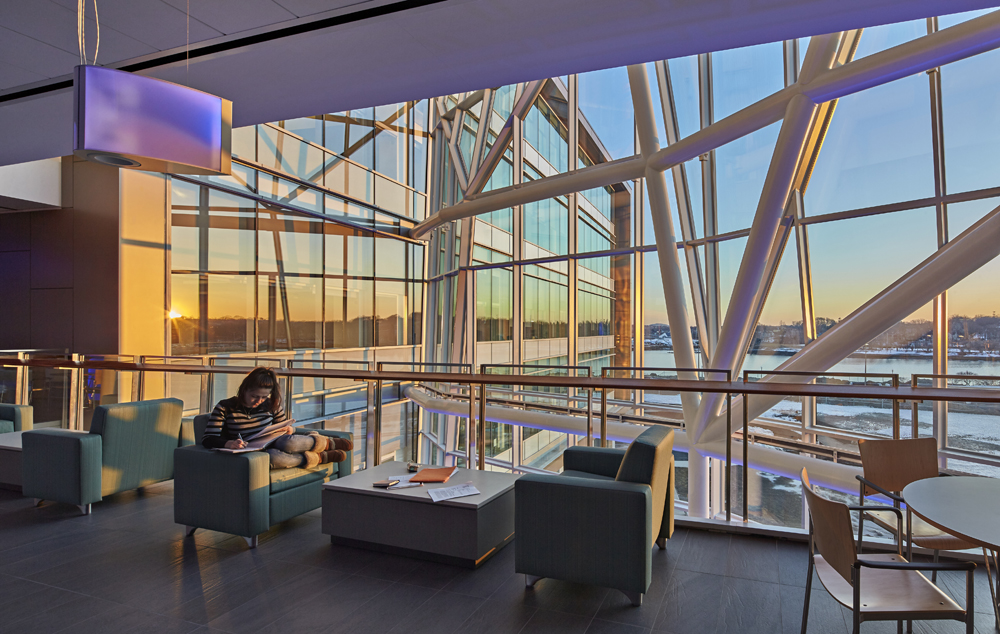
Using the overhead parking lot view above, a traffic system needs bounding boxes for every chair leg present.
[656,537,666,549]
[244,536,258,549]
[185,526,197,537]
[622,590,642,607]
[524,574,542,588]
[857,513,865,555]
[33,498,43,507]
[931,550,939,583]
[78,504,90,515]
[801,556,813,634]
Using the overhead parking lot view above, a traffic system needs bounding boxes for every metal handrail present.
[6,356,1000,402]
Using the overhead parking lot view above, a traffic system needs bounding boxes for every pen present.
[237,432,244,446]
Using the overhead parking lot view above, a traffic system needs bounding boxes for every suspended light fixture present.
[73,65,232,175]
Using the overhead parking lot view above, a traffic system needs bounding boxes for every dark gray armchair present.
[515,425,675,606]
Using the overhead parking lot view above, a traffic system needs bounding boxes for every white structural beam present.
[628,65,701,421]
[705,200,1000,442]
[629,63,711,518]
[405,385,863,496]
[689,33,842,444]
[463,80,545,197]
[412,11,1000,242]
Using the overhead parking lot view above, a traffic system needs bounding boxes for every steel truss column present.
[691,33,843,445]
[698,54,721,360]
[926,16,950,466]
[732,200,1000,428]
[628,64,707,516]
[568,74,580,408]
[655,60,711,362]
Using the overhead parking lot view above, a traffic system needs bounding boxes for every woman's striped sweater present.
[202,396,288,449]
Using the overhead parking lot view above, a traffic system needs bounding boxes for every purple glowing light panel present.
[74,65,231,175]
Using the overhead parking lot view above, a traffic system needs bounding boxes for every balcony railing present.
[4,353,1000,535]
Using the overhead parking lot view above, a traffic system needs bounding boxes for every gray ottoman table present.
[322,463,519,568]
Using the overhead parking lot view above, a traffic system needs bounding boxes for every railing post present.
[726,386,732,523]
[200,358,211,415]
[14,351,28,406]
[373,378,383,467]
[743,381,749,524]
[280,359,293,422]
[478,378,487,470]
[600,388,608,448]
[587,385,594,448]
[892,374,900,440]
[68,353,83,430]
[467,381,475,468]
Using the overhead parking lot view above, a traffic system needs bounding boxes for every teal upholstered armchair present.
[515,425,675,606]
[173,415,352,548]
[0,404,32,434]
[21,398,188,514]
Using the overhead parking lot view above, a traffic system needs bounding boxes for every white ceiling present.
[0,0,997,167]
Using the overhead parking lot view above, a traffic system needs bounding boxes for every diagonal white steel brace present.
[689,34,842,445]
[702,200,1000,442]
[412,11,1000,242]
[690,92,817,443]
[628,64,700,422]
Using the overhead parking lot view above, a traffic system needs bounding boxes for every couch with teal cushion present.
[21,398,189,514]
[0,404,32,434]
[173,414,352,548]
[515,425,676,606]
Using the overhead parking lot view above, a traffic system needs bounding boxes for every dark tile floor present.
[0,483,996,634]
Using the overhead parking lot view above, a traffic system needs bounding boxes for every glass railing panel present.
[79,355,139,431]
[140,356,207,417]
[23,352,73,429]
[381,361,470,468]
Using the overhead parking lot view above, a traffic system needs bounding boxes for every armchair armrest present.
[0,404,32,431]
[22,429,102,506]
[515,473,652,595]
[855,475,904,503]
[295,429,353,478]
[563,446,626,478]
[173,445,271,538]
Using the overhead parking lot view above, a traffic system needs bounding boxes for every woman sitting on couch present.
[202,367,351,469]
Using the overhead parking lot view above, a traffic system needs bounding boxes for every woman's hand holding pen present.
[225,433,247,449]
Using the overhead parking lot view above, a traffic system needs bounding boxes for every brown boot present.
[308,432,331,453]
[319,449,347,464]
[329,437,353,451]
[302,451,321,469]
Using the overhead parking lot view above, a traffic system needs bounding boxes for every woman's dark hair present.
[236,367,282,413]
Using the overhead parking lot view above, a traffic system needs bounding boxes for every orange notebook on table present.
[410,466,459,483]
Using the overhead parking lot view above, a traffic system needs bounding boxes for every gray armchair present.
[0,404,32,434]
[515,425,675,606]
[21,398,187,514]
[173,415,352,548]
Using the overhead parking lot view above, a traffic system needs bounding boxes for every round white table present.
[903,476,1000,630]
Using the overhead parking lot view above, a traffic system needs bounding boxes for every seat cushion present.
[815,553,965,619]
[559,470,614,481]
[0,420,12,435]
[269,462,337,494]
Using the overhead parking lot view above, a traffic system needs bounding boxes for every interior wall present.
[0,157,119,353]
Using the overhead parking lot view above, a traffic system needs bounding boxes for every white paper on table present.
[387,473,422,489]
[427,483,480,503]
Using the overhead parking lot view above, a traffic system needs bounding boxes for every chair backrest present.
[801,468,857,584]
[616,425,674,537]
[858,437,938,495]
[193,414,210,445]
[90,398,183,496]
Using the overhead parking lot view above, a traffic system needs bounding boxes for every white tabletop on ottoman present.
[321,462,520,568]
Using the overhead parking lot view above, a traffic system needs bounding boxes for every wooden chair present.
[856,438,977,581]
[800,468,975,634]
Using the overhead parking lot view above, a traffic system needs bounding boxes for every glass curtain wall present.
[421,9,1000,525]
